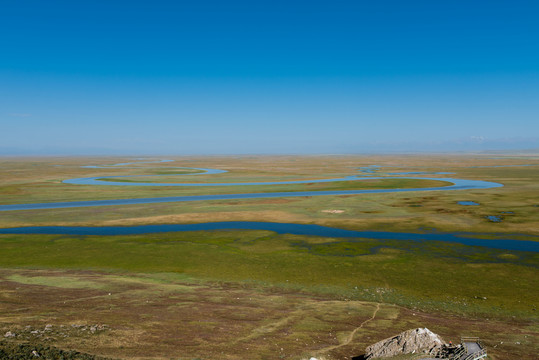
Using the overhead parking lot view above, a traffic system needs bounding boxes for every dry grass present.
[1,154,538,236]
[1,268,536,360]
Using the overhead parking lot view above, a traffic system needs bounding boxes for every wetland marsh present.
[0,154,538,359]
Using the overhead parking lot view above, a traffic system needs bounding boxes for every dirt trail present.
[314,303,381,356]
[233,307,307,343]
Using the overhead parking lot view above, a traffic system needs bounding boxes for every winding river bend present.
[0,160,502,211]
[2,160,536,252]
[0,221,537,252]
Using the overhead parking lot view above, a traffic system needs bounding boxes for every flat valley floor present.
[0,154,538,359]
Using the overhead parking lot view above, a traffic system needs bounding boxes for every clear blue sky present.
[1,0,538,155]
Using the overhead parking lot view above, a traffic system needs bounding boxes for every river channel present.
[0,160,502,211]
[2,160,533,252]
[0,222,537,252]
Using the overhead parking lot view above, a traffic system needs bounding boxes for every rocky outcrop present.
[364,328,445,359]
[0,340,114,360]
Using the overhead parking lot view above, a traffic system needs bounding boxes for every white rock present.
[364,328,445,359]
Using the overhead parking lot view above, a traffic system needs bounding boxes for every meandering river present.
[2,159,534,252]
[0,160,502,211]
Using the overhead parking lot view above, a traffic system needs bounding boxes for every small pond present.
[458,201,480,206]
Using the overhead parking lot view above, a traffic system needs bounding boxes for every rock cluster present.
[364,328,445,359]
[3,324,108,342]
[0,340,113,360]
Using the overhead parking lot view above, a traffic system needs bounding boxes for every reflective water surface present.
[0,222,536,252]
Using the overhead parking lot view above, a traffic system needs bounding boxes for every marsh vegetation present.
[0,154,538,359]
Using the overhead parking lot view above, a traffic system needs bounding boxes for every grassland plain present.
[0,154,538,359]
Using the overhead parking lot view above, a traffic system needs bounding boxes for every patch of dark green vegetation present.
[95,170,205,182]
[259,178,453,192]
[291,238,539,267]
[90,178,450,190]
[291,240,375,257]
[0,340,114,360]
[151,169,205,175]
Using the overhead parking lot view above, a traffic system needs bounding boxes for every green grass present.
[0,178,451,205]
[5,274,108,289]
[95,169,205,181]
[1,230,537,320]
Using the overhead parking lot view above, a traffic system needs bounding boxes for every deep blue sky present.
[1,0,538,155]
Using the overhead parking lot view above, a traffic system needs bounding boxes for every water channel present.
[2,159,535,252]
[0,222,537,252]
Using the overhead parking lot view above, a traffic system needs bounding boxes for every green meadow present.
[1,230,537,319]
